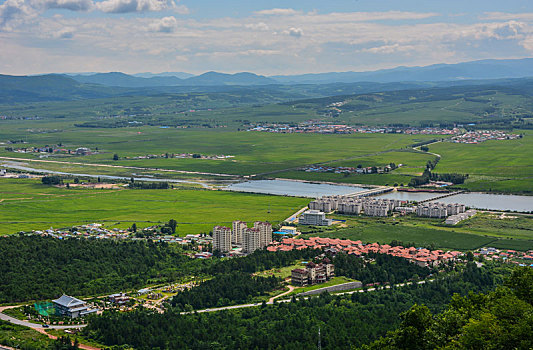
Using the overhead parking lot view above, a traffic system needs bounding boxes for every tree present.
[168,219,177,234]
[113,154,119,161]
[506,267,533,304]
[131,223,137,233]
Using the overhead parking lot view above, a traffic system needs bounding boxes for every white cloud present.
[283,27,303,37]
[45,0,93,11]
[245,22,269,31]
[483,12,533,21]
[95,0,180,13]
[255,8,299,16]
[1,7,532,75]
[149,16,177,32]
[53,27,75,38]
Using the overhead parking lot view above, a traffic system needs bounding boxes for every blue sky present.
[0,0,532,75]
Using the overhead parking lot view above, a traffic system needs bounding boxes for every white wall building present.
[299,210,332,226]
[213,225,232,253]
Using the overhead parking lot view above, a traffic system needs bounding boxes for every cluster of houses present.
[29,223,213,249]
[268,237,463,267]
[475,247,533,267]
[125,153,233,160]
[451,130,520,144]
[5,146,95,155]
[247,122,461,135]
[302,163,399,174]
[212,221,273,254]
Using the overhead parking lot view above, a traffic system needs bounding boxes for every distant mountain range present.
[272,58,533,84]
[1,58,533,103]
[60,58,533,88]
[68,71,277,88]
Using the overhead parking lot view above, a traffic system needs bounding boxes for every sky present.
[0,0,532,75]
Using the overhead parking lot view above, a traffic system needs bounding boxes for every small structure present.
[278,226,298,235]
[109,293,130,305]
[52,295,97,318]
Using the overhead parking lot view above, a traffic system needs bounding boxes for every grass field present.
[430,130,533,193]
[0,125,436,176]
[0,320,53,349]
[0,178,308,235]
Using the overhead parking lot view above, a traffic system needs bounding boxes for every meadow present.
[0,124,436,176]
[430,130,533,193]
[0,178,308,235]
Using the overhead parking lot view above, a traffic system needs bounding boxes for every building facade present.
[299,210,332,226]
[243,227,261,253]
[254,221,273,248]
[291,260,335,286]
[232,220,247,244]
[213,225,232,252]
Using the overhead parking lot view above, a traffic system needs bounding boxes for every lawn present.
[0,178,308,235]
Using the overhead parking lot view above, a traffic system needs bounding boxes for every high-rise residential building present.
[254,221,273,248]
[243,227,261,253]
[232,220,247,244]
[212,225,232,253]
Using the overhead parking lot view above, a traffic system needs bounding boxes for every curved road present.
[0,306,86,330]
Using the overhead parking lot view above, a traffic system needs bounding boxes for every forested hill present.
[83,263,507,349]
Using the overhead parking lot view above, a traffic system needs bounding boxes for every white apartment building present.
[254,221,273,248]
[232,220,247,244]
[243,227,261,253]
[213,225,232,253]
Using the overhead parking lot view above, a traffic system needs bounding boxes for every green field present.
[0,124,436,176]
[0,178,308,235]
[430,130,533,193]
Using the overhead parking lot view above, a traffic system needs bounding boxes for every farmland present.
[0,178,308,235]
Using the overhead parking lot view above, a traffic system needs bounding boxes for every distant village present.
[302,163,400,174]
[247,122,461,135]
[4,145,96,156]
[451,130,521,144]
[125,152,234,160]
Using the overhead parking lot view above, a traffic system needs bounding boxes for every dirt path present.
[33,328,100,350]
[269,285,295,303]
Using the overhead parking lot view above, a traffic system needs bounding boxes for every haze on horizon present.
[1,0,532,76]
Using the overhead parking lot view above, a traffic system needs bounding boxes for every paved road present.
[183,279,432,314]
[0,311,86,330]
[0,156,237,180]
